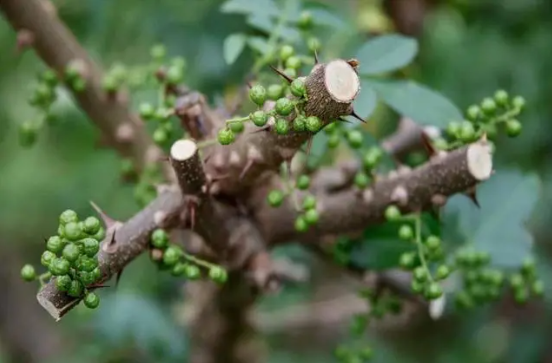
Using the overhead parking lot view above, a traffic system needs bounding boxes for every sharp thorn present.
[337,117,353,124]
[240,159,254,180]
[347,58,359,69]
[115,270,123,288]
[89,201,117,229]
[269,65,293,83]
[305,137,313,158]
[249,125,271,134]
[349,109,366,123]
[420,131,438,157]
[464,188,480,208]
[187,202,196,230]
[314,49,319,64]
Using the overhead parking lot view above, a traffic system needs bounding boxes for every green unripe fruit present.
[279,45,294,61]
[433,138,449,150]
[362,147,383,170]
[413,266,428,282]
[49,257,70,276]
[267,84,284,100]
[81,238,100,257]
[384,205,401,221]
[46,235,64,253]
[410,280,424,294]
[55,275,72,291]
[455,290,474,309]
[154,107,169,122]
[275,118,290,135]
[267,190,284,207]
[346,130,363,149]
[506,119,522,137]
[304,208,319,225]
[399,252,416,270]
[466,105,481,121]
[79,271,97,285]
[398,224,414,240]
[150,44,166,60]
[163,246,181,266]
[209,266,228,283]
[18,121,38,148]
[71,78,86,92]
[293,115,306,131]
[21,264,36,281]
[229,121,245,133]
[171,263,187,277]
[67,280,84,297]
[302,195,316,210]
[62,243,81,263]
[354,171,370,189]
[217,128,235,145]
[251,110,268,127]
[41,69,59,87]
[185,264,201,280]
[284,68,297,78]
[436,265,450,280]
[249,84,267,106]
[166,65,184,85]
[425,235,441,250]
[359,347,374,360]
[514,287,528,304]
[521,256,536,277]
[93,227,106,242]
[84,292,100,309]
[494,90,508,105]
[285,56,301,70]
[92,267,101,281]
[307,37,321,52]
[41,251,56,267]
[64,221,83,241]
[290,78,306,97]
[294,216,308,232]
[532,280,544,297]
[77,256,98,272]
[512,96,526,110]
[297,11,313,29]
[327,134,340,148]
[509,273,524,289]
[59,209,78,225]
[83,216,101,235]
[481,97,496,114]
[102,75,118,92]
[275,98,294,116]
[446,121,461,137]
[297,175,310,190]
[426,282,443,300]
[458,121,476,142]
[153,128,168,145]
[306,116,322,132]
[151,229,169,249]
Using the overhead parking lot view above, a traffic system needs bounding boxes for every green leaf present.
[356,34,419,75]
[247,36,272,56]
[442,169,540,268]
[364,79,463,128]
[223,33,247,65]
[220,0,279,17]
[350,81,377,122]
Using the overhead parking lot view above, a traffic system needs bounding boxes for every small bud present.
[436,265,450,280]
[275,118,290,135]
[290,78,306,98]
[151,229,169,249]
[275,97,294,116]
[426,282,443,300]
[458,121,475,143]
[354,171,370,189]
[49,257,71,276]
[67,280,84,298]
[166,65,184,85]
[446,121,461,138]
[83,216,101,235]
[494,90,508,105]
[512,96,526,110]
[279,45,294,61]
[185,264,201,280]
[425,235,441,250]
[302,195,316,210]
[163,246,181,266]
[285,56,301,70]
[294,216,308,232]
[293,115,306,131]
[217,128,235,145]
[229,121,245,134]
[249,84,267,106]
[399,252,416,270]
[41,251,56,267]
[304,209,319,225]
[59,209,78,225]
[139,103,155,120]
[481,98,496,114]
[346,130,363,149]
[46,235,64,253]
[466,105,481,121]
[307,37,321,52]
[296,175,310,190]
[284,68,297,78]
[84,292,100,309]
[209,266,228,283]
[297,11,313,29]
[398,224,414,241]
[62,243,81,263]
[55,275,72,291]
[505,119,522,137]
[327,134,340,148]
[267,190,284,207]
[267,84,284,100]
[251,110,268,127]
[384,206,401,221]
[305,116,321,132]
[413,267,428,282]
[21,264,36,282]
[102,75,118,93]
[362,147,383,170]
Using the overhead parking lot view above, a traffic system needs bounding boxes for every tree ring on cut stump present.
[324,59,361,102]
[466,142,493,181]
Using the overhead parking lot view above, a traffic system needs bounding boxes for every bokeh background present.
[1,0,552,362]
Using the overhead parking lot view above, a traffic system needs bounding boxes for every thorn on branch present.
[269,65,294,83]
[349,108,366,123]
[89,201,118,229]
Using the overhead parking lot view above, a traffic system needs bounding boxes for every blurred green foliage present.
[1,0,552,362]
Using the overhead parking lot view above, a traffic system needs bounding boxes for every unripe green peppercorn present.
[354,171,370,188]
[153,128,168,145]
[229,121,245,133]
[302,195,316,210]
[217,128,235,145]
[413,267,428,282]
[185,264,201,280]
[93,227,105,242]
[267,84,284,100]
[59,209,78,225]
[171,263,187,277]
[494,90,508,105]
[305,116,322,132]
[327,134,340,148]
[294,216,308,232]
[150,44,166,60]
[346,130,363,149]
[399,252,416,269]
[163,246,181,266]
[46,235,64,253]
[285,56,301,70]
[284,68,297,78]
[279,45,294,61]
[304,209,319,225]
[79,271,97,285]
[267,190,284,207]
[251,110,268,127]
[249,84,267,106]
[410,280,424,294]
[446,121,461,138]
[84,292,100,309]
[362,147,383,170]
[425,235,441,250]
[297,11,313,29]
[67,280,84,298]
[62,243,81,263]
[307,37,321,52]
[18,121,38,148]
[512,96,526,110]
[290,78,306,97]
[458,121,475,142]
[521,256,536,277]
[466,105,481,121]
[102,75,118,92]
[426,282,443,300]
[151,229,169,249]
[293,115,306,131]
[81,238,100,257]
[510,273,524,289]
[296,175,310,190]
[55,275,72,291]
[41,251,56,267]
[77,256,98,272]
[532,280,544,297]
[21,264,36,281]
[166,65,184,85]
[384,205,401,221]
[481,98,496,114]
[275,118,290,135]
[49,257,70,276]
[506,119,522,137]
[275,98,294,116]
[398,224,414,240]
[83,216,101,235]
[64,221,83,241]
[436,265,450,280]
[209,266,227,283]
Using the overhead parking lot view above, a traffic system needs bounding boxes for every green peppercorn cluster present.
[434,91,526,151]
[19,69,61,147]
[148,228,228,284]
[21,209,105,309]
